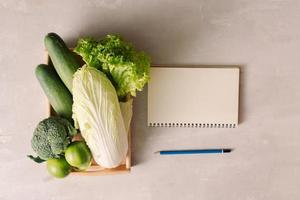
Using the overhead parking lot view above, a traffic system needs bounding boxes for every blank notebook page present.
[147,67,240,128]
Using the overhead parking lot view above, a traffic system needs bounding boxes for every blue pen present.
[157,148,232,155]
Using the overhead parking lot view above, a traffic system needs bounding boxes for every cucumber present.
[35,64,73,119]
[44,33,81,93]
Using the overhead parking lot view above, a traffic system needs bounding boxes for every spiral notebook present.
[147,67,240,128]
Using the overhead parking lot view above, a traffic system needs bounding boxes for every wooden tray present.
[46,53,131,176]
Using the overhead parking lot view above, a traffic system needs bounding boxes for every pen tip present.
[223,148,233,153]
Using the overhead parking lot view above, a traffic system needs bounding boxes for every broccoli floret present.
[30,117,77,160]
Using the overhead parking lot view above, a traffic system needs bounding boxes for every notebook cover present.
[147,67,240,128]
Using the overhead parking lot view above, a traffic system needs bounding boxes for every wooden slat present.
[71,165,130,176]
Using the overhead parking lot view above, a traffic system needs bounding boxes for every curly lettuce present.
[74,35,150,99]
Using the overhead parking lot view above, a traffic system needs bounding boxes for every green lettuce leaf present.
[74,35,150,99]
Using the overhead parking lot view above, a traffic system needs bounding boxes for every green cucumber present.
[44,33,81,93]
[35,64,73,119]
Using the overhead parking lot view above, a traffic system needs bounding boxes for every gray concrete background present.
[1,0,300,199]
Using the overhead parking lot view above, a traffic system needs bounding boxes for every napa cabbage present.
[72,66,128,168]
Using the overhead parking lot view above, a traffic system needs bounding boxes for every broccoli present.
[29,116,77,161]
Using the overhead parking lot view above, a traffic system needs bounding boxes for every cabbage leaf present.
[120,98,133,133]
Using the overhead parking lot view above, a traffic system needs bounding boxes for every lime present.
[46,157,71,178]
[65,141,92,170]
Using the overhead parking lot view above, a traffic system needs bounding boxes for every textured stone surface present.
[1,0,300,199]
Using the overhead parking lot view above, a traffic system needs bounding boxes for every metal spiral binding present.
[148,123,236,128]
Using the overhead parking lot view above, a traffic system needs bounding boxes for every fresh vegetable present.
[120,99,133,133]
[44,33,81,93]
[72,66,128,168]
[27,155,45,163]
[47,157,71,178]
[35,64,73,119]
[74,34,150,99]
[65,141,92,170]
[30,116,77,161]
